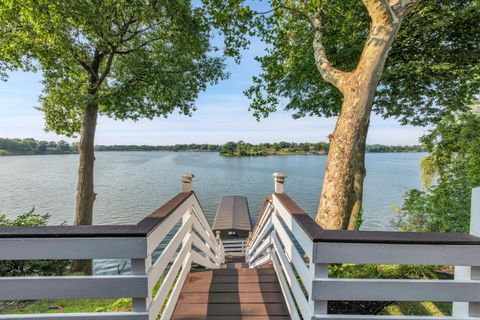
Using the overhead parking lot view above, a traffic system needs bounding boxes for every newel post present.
[453,187,480,317]
[273,172,286,193]
[471,187,480,237]
[182,173,194,192]
[470,187,480,317]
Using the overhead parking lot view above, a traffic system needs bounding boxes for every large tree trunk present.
[348,118,369,230]
[316,91,373,229]
[316,21,401,230]
[71,102,98,274]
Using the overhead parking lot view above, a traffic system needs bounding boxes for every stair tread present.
[172,303,289,316]
[182,281,282,293]
[173,262,290,319]
[178,292,285,304]
[190,268,275,276]
[172,316,291,320]
[186,273,278,284]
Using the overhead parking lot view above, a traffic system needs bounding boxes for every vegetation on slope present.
[398,110,480,233]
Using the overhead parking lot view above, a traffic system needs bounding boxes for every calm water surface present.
[0,151,424,273]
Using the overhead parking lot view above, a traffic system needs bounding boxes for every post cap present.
[273,172,286,193]
[181,172,194,181]
[273,172,287,180]
[181,173,194,192]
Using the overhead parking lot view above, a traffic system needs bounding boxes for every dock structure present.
[1,173,480,319]
[213,195,252,238]
[212,195,252,254]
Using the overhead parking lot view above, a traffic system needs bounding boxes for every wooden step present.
[190,268,275,276]
[172,303,289,316]
[181,282,282,293]
[220,262,249,269]
[186,273,278,284]
[178,292,285,304]
[224,255,247,263]
[173,265,291,319]
[172,316,291,320]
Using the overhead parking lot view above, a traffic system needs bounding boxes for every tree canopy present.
[1,0,227,135]
[203,0,479,125]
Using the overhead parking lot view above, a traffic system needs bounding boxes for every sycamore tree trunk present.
[313,0,417,229]
[348,118,369,230]
[71,102,98,274]
[316,89,375,229]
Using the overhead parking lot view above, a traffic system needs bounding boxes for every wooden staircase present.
[172,256,291,320]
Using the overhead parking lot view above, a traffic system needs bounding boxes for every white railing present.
[221,238,247,254]
[0,174,224,320]
[246,173,480,320]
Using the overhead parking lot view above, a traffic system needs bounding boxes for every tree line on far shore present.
[219,141,425,156]
[0,138,77,155]
[0,137,425,156]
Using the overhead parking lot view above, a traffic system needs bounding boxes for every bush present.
[397,111,480,233]
[0,209,70,276]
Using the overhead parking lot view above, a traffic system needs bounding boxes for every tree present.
[398,109,480,233]
[3,0,226,273]
[203,0,480,229]
[220,141,237,155]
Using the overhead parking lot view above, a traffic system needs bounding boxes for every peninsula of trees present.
[0,138,77,155]
[0,138,425,156]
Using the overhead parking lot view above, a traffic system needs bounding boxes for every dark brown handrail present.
[0,191,194,238]
[273,192,480,245]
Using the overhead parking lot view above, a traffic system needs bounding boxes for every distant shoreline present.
[1,138,427,157]
[1,149,427,157]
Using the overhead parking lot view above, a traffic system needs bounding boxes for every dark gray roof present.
[213,196,252,231]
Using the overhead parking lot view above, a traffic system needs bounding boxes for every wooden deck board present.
[173,259,291,319]
[191,268,275,276]
[181,282,282,293]
[186,274,278,284]
[173,303,289,316]
[178,292,285,304]
[172,316,291,320]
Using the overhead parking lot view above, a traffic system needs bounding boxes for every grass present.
[0,298,130,314]
[381,301,451,316]
[0,268,181,319]
[330,264,453,316]
[329,263,443,280]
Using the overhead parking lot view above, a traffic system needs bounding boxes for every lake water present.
[0,151,424,273]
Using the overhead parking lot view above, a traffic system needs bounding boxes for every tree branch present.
[98,49,115,86]
[67,46,98,80]
[115,36,164,55]
[255,5,315,28]
[362,0,396,24]
[312,15,348,92]
[390,0,421,19]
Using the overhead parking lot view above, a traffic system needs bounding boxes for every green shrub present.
[397,111,480,233]
[0,208,70,276]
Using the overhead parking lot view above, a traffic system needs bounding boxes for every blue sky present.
[0,37,427,145]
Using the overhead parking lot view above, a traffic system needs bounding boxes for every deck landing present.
[172,256,291,320]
